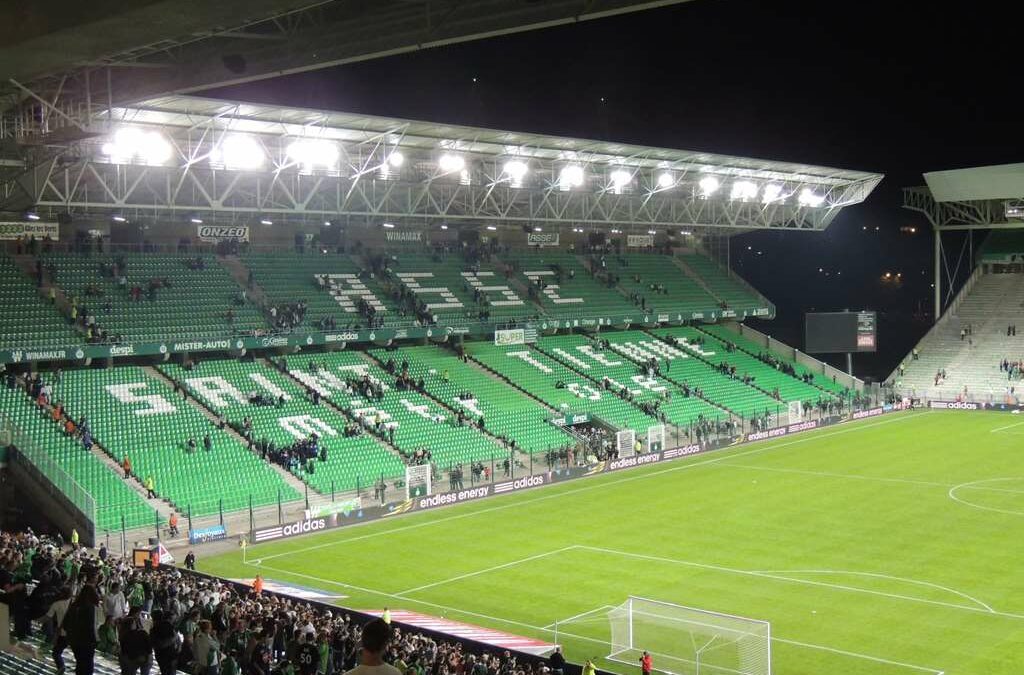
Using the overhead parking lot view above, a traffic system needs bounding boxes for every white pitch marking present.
[948,477,1024,517]
[990,421,1024,433]
[748,569,994,613]
[255,411,932,563]
[396,546,576,595]
[576,545,1024,621]
[543,604,616,630]
[722,463,949,488]
[247,559,943,675]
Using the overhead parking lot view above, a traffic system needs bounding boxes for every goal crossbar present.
[607,596,771,675]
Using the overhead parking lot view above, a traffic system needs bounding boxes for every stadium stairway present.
[2,639,130,675]
[366,346,561,462]
[220,254,270,306]
[670,256,723,304]
[142,365,323,503]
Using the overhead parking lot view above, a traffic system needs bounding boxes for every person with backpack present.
[62,584,101,675]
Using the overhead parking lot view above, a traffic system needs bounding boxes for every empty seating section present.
[606,253,719,316]
[537,333,724,428]
[244,252,395,328]
[0,386,156,531]
[375,345,573,453]
[465,341,654,432]
[687,326,834,404]
[387,253,533,322]
[680,254,761,311]
[42,252,264,342]
[284,352,507,469]
[646,327,786,419]
[516,251,635,317]
[699,324,848,397]
[51,366,300,516]
[0,254,79,349]
[158,359,403,493]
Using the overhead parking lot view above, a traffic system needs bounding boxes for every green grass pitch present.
[199,410,1024,675]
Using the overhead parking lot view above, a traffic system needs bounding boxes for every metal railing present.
[1,411,97,530]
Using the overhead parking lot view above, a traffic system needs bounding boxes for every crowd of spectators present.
[1,529,555,675]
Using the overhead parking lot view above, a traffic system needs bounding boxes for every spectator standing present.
[343,619,401,675]
[63,584,101,675]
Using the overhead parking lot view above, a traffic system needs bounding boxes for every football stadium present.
[0,2,1021,675]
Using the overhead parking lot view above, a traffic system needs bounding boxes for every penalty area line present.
[244,558,943,675]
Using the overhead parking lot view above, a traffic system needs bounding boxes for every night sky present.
[213,0,1023,380]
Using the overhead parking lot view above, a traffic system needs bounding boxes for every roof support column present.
[933,226,941,324]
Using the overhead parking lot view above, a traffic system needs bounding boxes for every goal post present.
[607,597,770,675]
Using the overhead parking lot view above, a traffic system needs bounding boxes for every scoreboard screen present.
[805,311,877,353]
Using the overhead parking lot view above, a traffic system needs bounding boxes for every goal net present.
[607,597,770,675]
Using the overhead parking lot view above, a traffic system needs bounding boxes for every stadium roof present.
[904,163,1024,232]
[121,95,880,188]
[18,94,882,232]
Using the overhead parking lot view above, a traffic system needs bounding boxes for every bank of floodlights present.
[503,160,529,187]
[730,180,759,201]
[102,127,174,166]
[210,135,265,170]
[761,183,784,204]
[285,139,339,172]
[559,165,585,191]
[657,172,675,189]
[609,169,632,194]
[798,188,826,207]
[439,153,466,173]
[698,176,720,197]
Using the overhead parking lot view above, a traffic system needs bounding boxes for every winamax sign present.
[385,231,422,242]
[0,221,59,241]
[197,225,249,243]
[626,234,654,247]
[527,232,560,246]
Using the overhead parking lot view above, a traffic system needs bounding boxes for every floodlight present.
[212,135,265,170]
[610,169,632,188]
[534,227,543,232]
[699,176,720,196]
[503,160,528,185]
[387,151,405,168]
[102,127,173,165]
[286,139,339,170]
[798,188,825,207]
[761,183,783,203]
[439,153,466,173]
[324,220,332,227]
[190,217,203,224]
[440,224,449,230]
[382,222,395,228]
[26,212,41,221]
[647,230,656,235]
[730,180,759,201]
[486,225,497,231]
[559,165,585,190]
[680,230,691,236]
[112,215,127,223]
[657,172,674,189]
[260,218,273,226]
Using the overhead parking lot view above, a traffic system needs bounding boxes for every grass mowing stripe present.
[255,410,931,564]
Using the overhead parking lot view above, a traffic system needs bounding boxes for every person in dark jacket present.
[150,609,180,675]
[63,584,100,675]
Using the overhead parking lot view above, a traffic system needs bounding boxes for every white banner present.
[494,328,538,346]
[0,222,59,241]
[527,232,560,246]
[616,429,636,458]
[197,225,249,243]
[787,400,804,423]
[627,234,654,247]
